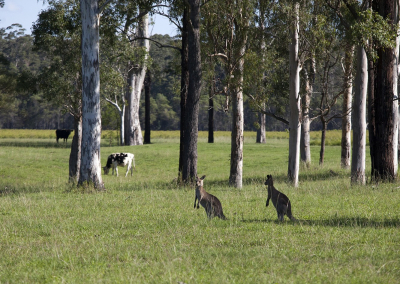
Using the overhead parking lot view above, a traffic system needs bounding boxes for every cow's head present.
[103,166,110,175]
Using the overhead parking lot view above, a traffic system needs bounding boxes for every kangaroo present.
[265,175,296,221]
[194,175,226,220]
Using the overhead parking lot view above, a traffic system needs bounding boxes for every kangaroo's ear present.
[267,175,270,179]
[200,175,206,180]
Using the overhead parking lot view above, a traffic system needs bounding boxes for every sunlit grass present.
[0,130,398,283]
[0,129,352,146]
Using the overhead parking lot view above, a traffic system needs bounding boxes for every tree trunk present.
[144,72,151,144]
[78,0,103,189]
[393,7,399,174]
[370,0,397,181]
[319,120,326,165]
[288,2,301,187]
[69,115,82,183]
[341,46,353,169]
[208,80,214,143]
[124,12,149,146]
[351,45,367,184]
[229,63,244,188]
[228,16,247,188]
[368,42,376,180]
[300,59,314,167]
[120,104,125,146]
[256,105,266,144]
[181,0,202,184]
[178,7,189,180]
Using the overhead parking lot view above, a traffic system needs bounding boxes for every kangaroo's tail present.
[219,212,227,220]
[287,201,297,221]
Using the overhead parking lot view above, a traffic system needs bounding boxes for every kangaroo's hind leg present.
[277,203,287,221]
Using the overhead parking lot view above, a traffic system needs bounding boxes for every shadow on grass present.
[0,140,128,148]
[202,171,345,189]
[241,216,400,228]
[0,140,71,148]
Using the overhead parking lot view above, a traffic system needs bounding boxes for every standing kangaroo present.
[265,175,296,221]
[194,175,226,220]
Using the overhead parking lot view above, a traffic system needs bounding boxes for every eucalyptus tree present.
[101,0,153,146]
[369,0,399,181]
[79,0,103,188]
[146,0,202,184]
[326,0,369,183]
[203,0,253,188]
[100,40,127,145]
[341,45,353,169]
[326,0,396,183]
[33,0,83,182]
[124,9,150,146]
[179,0,202,184]
[288,1,301,187]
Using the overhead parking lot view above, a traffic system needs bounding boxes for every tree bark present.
[181,0,202,184]
[229,56,245,188]
[256,109,266,144]
[341,46,354,169]
[78,0,103,189]
[370,0,397,181]
[178,7,189,180]
[288,2,301,187]
[393,5,399,174]
[319,120,326,165]
[228,11,248,188]
[208,79,214,143]
[351,45,367,184]
[124,11,149,146]
[144,72,151,144]
[69,115,82,183]
[300,59,314,167]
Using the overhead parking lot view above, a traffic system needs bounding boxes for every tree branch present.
[129,36,181,51]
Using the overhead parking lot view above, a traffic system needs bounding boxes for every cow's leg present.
[126,160,132,177]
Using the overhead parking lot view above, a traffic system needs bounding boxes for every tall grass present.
[0,130,398,283]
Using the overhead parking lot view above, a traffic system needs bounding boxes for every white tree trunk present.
[229,24,246,189]
[288,2,301,187]
[300,60,313,167]
[79,0,103,189]
[341,46,354,169]
[229,76,244,188]
[125,12,149,146]
[351,45,367,185]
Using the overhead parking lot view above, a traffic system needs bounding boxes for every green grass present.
[0,130,399,283]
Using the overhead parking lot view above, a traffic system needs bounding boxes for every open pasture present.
[0,130,399,283]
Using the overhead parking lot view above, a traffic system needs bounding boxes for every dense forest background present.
[0,25,343,133]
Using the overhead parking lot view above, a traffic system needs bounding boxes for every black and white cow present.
[103,153,135,177]
[56,129,73,143]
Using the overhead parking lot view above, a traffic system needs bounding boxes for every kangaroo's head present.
[264,175,273,186]
[196,175,206,187]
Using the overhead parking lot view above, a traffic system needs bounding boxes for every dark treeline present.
[0,26,343,132]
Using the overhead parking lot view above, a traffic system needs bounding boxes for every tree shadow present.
[0,140,70,148]
[241,216,400,228]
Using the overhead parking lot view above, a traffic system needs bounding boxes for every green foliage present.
[0,132,399,282]
[351,9,397,61]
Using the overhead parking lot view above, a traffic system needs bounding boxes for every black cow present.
[56,129,73,143]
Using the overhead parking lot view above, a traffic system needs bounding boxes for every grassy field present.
[0,130,398,283]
